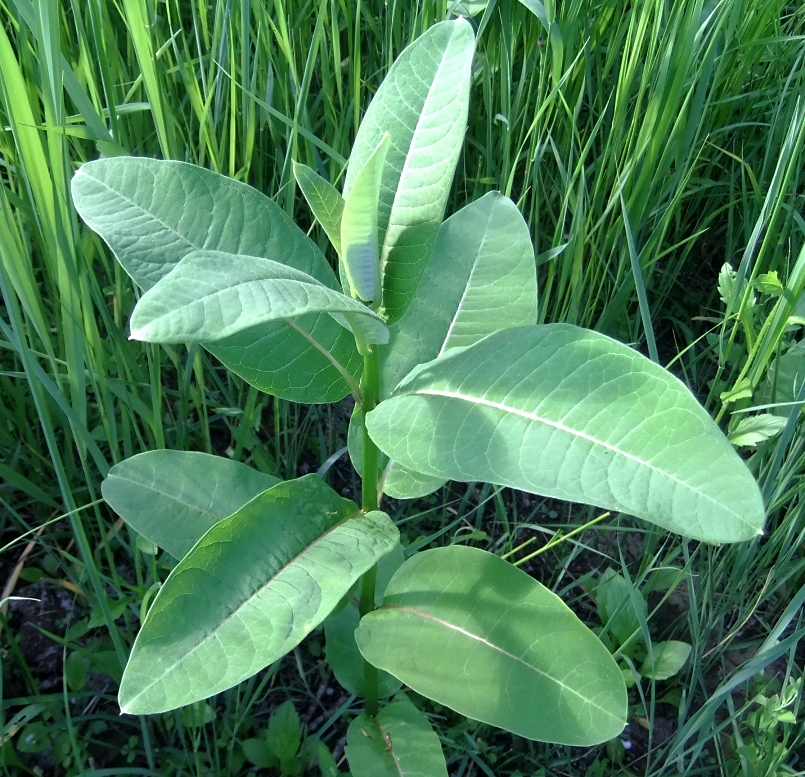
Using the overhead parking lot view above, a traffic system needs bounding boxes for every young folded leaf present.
[129,250,389,347]
[344,19,476,321]
[293,161,345,257]
[365,324,765,543]
[340,134,391,303]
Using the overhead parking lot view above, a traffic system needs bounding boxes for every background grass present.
[1,0,804,774]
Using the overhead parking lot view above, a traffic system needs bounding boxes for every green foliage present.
[66,16,769,771]
[71,157,363,403]
[5,0,803,774]
[102,450,280,559]
[118,475,398,713]
[356,546,627,746]
[366,325,763,542]
[727,675,802,777]
[346,700,449,777]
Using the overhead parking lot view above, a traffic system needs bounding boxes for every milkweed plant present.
[71,19,764,776]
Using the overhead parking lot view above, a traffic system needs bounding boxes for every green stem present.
[359,566,379,716]
[359,347,380,716]
[361,349,380,514]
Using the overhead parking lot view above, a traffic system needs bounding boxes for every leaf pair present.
[295,19,476,323]
[71,158,363,403]
[347,190,538,497]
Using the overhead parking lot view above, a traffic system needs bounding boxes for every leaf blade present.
[71,157,361,402]
[344,20,476,322]
[365,325,765,542]
[349,192,537,499]
[292,161,345,256]
[341,134,391,302]
[355,546,626,746]
[346,701,448,777]
[129,250,388,346]
[119,476,399,714]
[102,451,279,560]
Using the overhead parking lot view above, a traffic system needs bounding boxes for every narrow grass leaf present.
[102,451,279,560]
[366,325,765,543]
[119,476,399,714]
[356,546,626,745]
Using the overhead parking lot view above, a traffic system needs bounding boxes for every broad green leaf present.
[102,451,279,560]
[264,700,302,764]
[292,161,344,255]
[351,192,536,498]
[325,604,402,699]
[129,251,389,348]
[376,193,535,494]
[241,738,277,769]
[344,20,476,322]
[347,408,445,499]
[365,324,765,543]
[640,641,692,681]
[71,158,361,402]
[381,460,447,500]
[355,546,626,746]
[595,569,647,649]
[118,476,399,713]
[728,414,787,448]
[380,192,537,396]
[346,701,448,777]
[341,134,390,302]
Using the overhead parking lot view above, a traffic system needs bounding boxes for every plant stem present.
[359,565,379,716]
[359,346,381,716]
[361,348,380,514]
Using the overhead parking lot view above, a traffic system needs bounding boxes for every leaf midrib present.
[381,30,464,268]
[122,508,367,711]
[398,388,751,528]
[108,473,226,522]
[439,203,494,354]
[77,167,200,258]
[384,604,621,723]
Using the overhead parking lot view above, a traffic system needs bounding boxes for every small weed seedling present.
[71,19,764,776]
